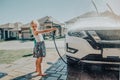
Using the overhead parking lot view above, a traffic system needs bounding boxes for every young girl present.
[31,20,57,76]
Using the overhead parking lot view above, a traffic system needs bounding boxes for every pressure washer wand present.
[52,31,67,64]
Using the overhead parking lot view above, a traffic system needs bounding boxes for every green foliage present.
[0,49,32,64]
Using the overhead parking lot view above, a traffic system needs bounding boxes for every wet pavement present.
[41,56,119,80]
[41,57,67,80]
[0,55,119,80]
[67,64,119,80]
[8,57,67,80]
[42,57,119,80]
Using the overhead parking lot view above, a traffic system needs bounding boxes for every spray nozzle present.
[52,30,56,39]
[53,30,56,35]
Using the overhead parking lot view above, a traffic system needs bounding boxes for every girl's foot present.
[35,68,39,72]
[35,69,39,72]
[35,70,38,72]
[37,73,47,76]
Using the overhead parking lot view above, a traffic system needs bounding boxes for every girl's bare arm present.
[35,28,57,34]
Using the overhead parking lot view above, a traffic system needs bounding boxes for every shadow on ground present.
[0,72,7,79]
[22,54,33,57]
[11,72,38,80]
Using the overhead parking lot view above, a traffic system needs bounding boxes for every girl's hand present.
[53,28,58,31]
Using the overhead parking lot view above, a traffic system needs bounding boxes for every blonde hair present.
[30,20,40,35]
[31,20,40,28]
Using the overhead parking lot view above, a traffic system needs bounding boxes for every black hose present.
[52,31,67,64]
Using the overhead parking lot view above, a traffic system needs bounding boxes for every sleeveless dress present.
[33,33,46,58]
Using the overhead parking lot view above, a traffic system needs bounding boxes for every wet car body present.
[65,17,120,66]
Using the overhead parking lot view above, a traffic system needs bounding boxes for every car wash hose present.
[52,31,67,64]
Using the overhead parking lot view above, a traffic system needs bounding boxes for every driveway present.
[0,40,65,50]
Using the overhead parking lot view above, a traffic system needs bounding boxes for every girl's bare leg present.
[35,59,38,72]
[37,57,46,76]
[37,57,42,75]
[36,57,46,76]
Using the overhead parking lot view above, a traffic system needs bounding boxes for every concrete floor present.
[0,40,120,80]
